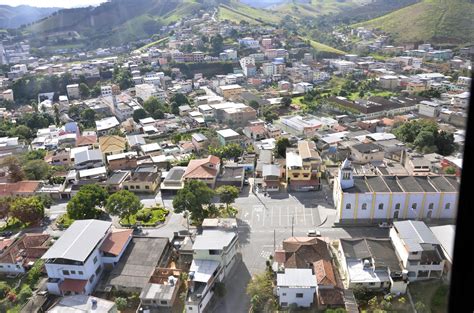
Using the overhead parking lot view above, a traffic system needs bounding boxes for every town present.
[0,2,470,313]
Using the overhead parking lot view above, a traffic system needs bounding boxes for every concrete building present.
[216,129,240,146]
[135,83,166,102]
[277,269,317,308]
[218,84,243,99]
[418,100,441,118]
[286,140,322,191]
[66,84,80,99]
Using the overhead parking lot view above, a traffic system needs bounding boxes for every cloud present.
[0,0,107,8]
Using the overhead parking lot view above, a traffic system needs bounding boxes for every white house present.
[276,268,317,308]
[96,116,120,136]
[294,82,314,93]
[333,159,459,223]
[67,84,80,99]
[390,221,445,281]
[42,220,132,296]
[185,230,238,313]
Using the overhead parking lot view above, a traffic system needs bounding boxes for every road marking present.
[286,206,290,225]
[260,251,272,259]
[279,206,282,226]
[294,202,298,225]
[311,207,315,225]
[270,205,274,226]
[302,205,306,225]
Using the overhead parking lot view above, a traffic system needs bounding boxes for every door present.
[393,210,400,220]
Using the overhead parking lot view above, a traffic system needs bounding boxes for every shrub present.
[18,285,32,302]
[115,297,127,310]
[27,259,44,286]
[136,208,152,222]
[0,281,11,298]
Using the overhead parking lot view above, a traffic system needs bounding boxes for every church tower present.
[338,158,354,190]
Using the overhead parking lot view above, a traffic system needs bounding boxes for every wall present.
[0,262,25,274]
[277,286,316,307]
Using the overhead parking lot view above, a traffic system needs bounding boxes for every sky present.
[0,0,107,8]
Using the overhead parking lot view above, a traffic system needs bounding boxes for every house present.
[418,100,441,118]
[76,134,97,148]
[107,152,138,171]
[126,134,146,150]
[183,155,221,189]
[66,84,80,99]
[286,140,322,191]
[243,124,267,141]
[339,238,408,294]
[349,142,384,164]
[333,159,459,223]
[99,135,127,158]
[429,225,455,281]
[96,117,120,136]
[140,268,182,310]
[160,166,187,193]
[390,221,445,281]
[218,84,243,99]
[216,129,240,146]
[186,230,238,313]
[105,171,131,192]
[0,234,50,274]
[261,164,281,192]
[42,220,131,295]
[99,237,171,293]
[216,165,245,190]
[47,295,117,313]
[0,181,42,197]
[74,149,103,170]
[191,133,209,152]
[123,166,161,194]
[294,82,314,93]
[277,269,317,308]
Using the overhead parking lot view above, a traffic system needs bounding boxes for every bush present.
[27,259,44,286]
[0,281,11,298]
[115,297,127,310]
[18,285,32,303]
[136,208,152,222]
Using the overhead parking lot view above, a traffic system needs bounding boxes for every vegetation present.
[172,180,215,224]
[66,184,109,220]
[143,96,168,119]
[105,190,143,223]
[119,206,170,226]
[246,269,276,312]
[9,197,44,226]
[409,281,449,313]
[393,120,456,155]
[275,137,291,158]
[209,143,243,160]
[216,185,240,210]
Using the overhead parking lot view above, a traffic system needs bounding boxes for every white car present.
[307,230,321,237]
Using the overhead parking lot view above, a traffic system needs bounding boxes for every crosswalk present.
[239,204,320,229]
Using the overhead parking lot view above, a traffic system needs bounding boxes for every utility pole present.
[273,229,276,252]
[291,216,294,237]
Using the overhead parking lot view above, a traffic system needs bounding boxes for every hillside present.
[273,0,371,19]
[355,0,474,45]
[218,1,282,25]
[0,5,59,29]
[26,0,206,48]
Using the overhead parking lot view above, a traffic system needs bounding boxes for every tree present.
[80,109,96,128]
[79,83,90,99]
[275,137,291,157]
[133,108,148,122]
[170,93,189,106]
[414,130,435,150]
[172,180,215,224]
[436,131,456,156]
[171,101,180,115]
[67,184,109,220]
[143,96,167,119]
[445,166,456,175]
[24,149,46,161]
[0,196,13,221]
[11,125,32,140]
[209,144,243,160]
[10,197,44,225]
[23,160,51,180]
[281,96,292,107]
[210,34,224,55]
[105,190,143,223]
[115,297,128,311]
[216,185,239,209]
[5,156,25,182]
[246,271,276,312]
[248,100,260,110]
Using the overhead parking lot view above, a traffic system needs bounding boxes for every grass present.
[218,6,260,25]
[355,0,474,45]
[120,207,170,226]
[56,213,75,229]
[303,37,346,55]
[409,280,449,313]
[275,0,369,19]
[135,36,169,52]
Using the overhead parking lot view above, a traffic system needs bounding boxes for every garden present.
[119,206,170,227]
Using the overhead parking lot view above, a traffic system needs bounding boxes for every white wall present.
[0,262,25,274]
[373,193,390,219]
[356,193,374,220]
[389,228,409,267]
[277,286,316,308]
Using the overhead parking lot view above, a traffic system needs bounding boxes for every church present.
[333,159,459,223]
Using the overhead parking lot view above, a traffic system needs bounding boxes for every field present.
[306,38,346,55]
[135,36,169,52]
[409,280,449,313]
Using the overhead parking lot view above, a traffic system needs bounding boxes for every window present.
[188,307,193,311]
[378,203,384,210]
[62,270,70,275]
[346,203,351,210]
[369,282,375,286]
[145,185,150,189]
[95,265,102,276]
[160,300,167,305]
[93,256,98,264]
[136,185,140,189]
[428,203,434,210]
[395,203,401,210]
[412,203,417,210]
[78,271,83,275]
[70,270,76,275]
[89,275,95,283]
[296,293,304,298]
[281,302,288,307]
[445,203,451,210]
[209,250,220,255]
[282,293,287,296]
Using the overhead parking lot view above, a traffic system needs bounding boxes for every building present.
[286,140,322,191]
[261,164,281,192]
[66,84,80,99]
[135,83,166,102]
[390,221,445,281]
[0,234,50,274]
[74,149,103,170]
[294,82,313,93]
[277,268,317,308]
[98,135,127,158]
[47,295,117,313]
[216,129,240,146]
[182,155,221,189]
[333,159,459,223]
[140,269,181,310]
[379,75,399,90]
[96,117,120,136]
[339,238,408,294]
[123,166,161,194]
[429,225,455,281]
[218,84,243,99]
[349,142,384,164]
[191,133,209,152]
[418,100,441,118]
[1,89,14,102]
[185,230,238,313]
[42,220,132,295]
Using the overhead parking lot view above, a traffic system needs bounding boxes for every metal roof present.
[393,220,439,252]
[192,230,236,251]
[190,259,220,283]
[74,149,102,165]
[286,151,302,168]
[277,268,317,287]
[430,225,455,262]
[262,164,280,177]
[42,220,111,262]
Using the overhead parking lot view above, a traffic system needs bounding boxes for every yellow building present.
[219,84,243,99]
[286,140,322,191]
[99,135,127,158]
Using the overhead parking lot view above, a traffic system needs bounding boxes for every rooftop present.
[277,268,317,287]
[192,230,236,251]
[393,220,439,252]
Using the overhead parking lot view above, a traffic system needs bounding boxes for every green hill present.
[26,0,206,48]
[273,0,371,19]
[354,0,474,45]
[0,5,59,29]
[218,0,282,25]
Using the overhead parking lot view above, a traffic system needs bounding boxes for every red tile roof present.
[76,135,97,147]
[317,289,345,306]
[279,237,331,268]
[0,181,41,196]
[0,239,14,252]
[313,259,337,286]
[100,229,132,256]
[60,279,88,293]
[183,155,220,179]
[0,233,50,264]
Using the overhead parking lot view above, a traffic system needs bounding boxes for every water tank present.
[363,259,371,268]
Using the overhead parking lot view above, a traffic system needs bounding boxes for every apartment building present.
[286,140,322,191]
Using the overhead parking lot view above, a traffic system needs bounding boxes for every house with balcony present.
[390,221,445,281]
[286,140,322,191]
[185,230,238,313]
[42,220,131,296]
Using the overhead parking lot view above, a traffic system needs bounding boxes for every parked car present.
[0,231,13,237]
[307,229,321,237]
[243,178,249,186]
[378,222,392,228]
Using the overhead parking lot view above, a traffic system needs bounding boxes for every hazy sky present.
[0,0,107,8]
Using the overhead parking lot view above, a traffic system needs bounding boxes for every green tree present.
[11,125,33,140]
[170,93,189,106]
[445,166,456,175]
[210,34,224,55]
[171,101,180,115]
[115,297,128,310]
[248,100,260,110]
[281,96,292,107]
[5,156,26,182]
[0,196,13,220]
[172,180,215,224]
[80,109,96,128]
[18,285,33,303]
[67,184,109,220]
[414,130,435,150]
[133,108,148,123]
[113,66,134,90]
[216,185,240,209]
[10,197,44,225]
[275,137,291,157]
[436,131,456,156]
[105,190,143,223]
[24,149,46,161]
[23,159,51,180]
[143,96,167,119]
[246,271,276,313]
[79,83,90,99]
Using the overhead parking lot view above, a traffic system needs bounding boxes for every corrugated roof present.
[393,220,439,252]
[192,230,236,250]
[42,220,111,262]
[277,268,317,287]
